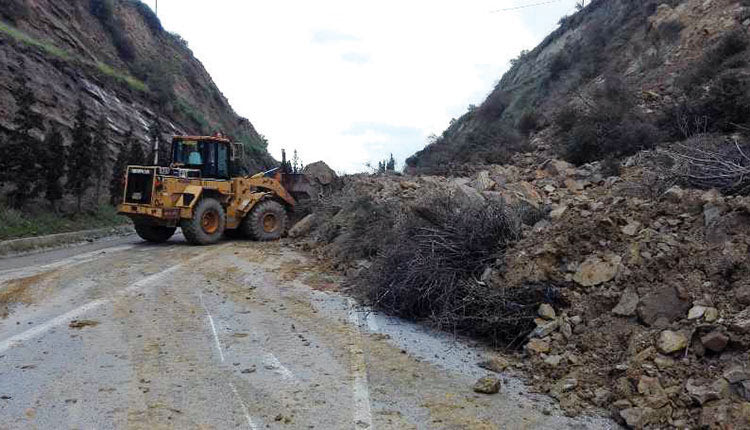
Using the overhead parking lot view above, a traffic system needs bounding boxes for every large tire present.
[242,200,287,241]
[181,198,226,245]
[134,223,176,243]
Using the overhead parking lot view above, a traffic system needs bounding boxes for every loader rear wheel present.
[181,198,226,245]
[242,200,287,241]
[134,224,176,243]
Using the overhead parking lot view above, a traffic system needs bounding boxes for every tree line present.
[0,74,162,212]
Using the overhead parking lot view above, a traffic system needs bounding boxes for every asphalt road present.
[0,233,618,429]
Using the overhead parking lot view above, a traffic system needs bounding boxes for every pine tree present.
[110,126,134,205]
[41,127,66,209]
[1,74,44,208]
[67,101,95,212]
[128,136,146,166]
[91,115,111,205]
[386,153,396,171]
[292,149,301,173]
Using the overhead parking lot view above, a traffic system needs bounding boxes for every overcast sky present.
[153,0,579,173]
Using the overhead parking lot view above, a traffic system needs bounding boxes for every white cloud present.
[153,0,575,173]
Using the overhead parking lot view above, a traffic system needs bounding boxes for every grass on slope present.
[0,20,147,93]
[0,204,129,241]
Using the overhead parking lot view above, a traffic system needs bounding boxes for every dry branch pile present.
[662,136,750,195]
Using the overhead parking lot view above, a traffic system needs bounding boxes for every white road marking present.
[229,382,259,430]
[0,247,228,353]
[262,353,295,380]
[199,292,225,363]
[347,298,374,429]
[0,298,108,353]
[0,245,136,283]
[365,311,379,332]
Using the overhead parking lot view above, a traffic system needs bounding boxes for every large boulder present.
[288,214,317,238]
[303,161,337,186]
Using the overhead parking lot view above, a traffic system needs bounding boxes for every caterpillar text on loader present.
[117,135,312,245]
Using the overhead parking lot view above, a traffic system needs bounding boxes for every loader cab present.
[171,136,232,180]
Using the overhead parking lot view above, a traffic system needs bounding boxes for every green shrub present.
[558,76,661,165]
[668,70,750,138]
[677,29,749,91]
[478,90,510,120]
[90,0,135,61]
[127,0,163,33]
[654,19,684,44]
[516,110,539,136]
[554,106,579,133]
[0,204,127,240]
[548,51,570,81]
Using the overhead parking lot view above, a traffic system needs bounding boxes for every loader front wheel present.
[134,224,176,243]
[242,200,287,241]
[181,198,226,245]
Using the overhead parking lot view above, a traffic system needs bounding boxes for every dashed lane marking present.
[0,246,228,353]
[347,298,374,430]
[0,245,136,283]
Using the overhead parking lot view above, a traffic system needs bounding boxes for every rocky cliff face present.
[407,0,750,173]
[0,0,275,175]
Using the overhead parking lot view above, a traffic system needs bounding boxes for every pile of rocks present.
[485,158,750,428]
[290,154,750,428]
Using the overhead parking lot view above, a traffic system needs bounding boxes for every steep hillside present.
[407,0,750,174]
[0,0,275,177]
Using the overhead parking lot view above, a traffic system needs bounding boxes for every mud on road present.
[0,235,618,429]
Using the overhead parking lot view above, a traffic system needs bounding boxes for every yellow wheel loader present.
[117,135,312,245]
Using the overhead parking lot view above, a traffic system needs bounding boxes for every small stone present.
[731,307,750,333]
[704,204,722,227]
[531,320,559,338]
[701,331,729,353]
[620,407,648,428]
[686,378,728,405]
[704,307,719,322]
[657,330,688,354]
[593,388,612,407]
[544,184,556,193]
[526,338,550,354]
[724,366,750,384]
[573,253,622,287]
[399,181,420,190]
[734,381,750,401]
[621,221,641,236]
[549,205,568,219]
[560,322,573,339]
[544,355,563,367]
[612,399,632,410]
[701,188,723,203]
[558,378,578,392]
[612,288,639,316]
[638,376,669,408]
[478,356,510,373]
[564,178,585,192]
[664,186,684,202]
[654,354,675,370]
[538,304,556,320]
[688,305,707,320]
[473,376,501,394]
[569,315,582,326]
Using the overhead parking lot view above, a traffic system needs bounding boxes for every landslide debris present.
[291,151,750,428]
